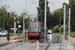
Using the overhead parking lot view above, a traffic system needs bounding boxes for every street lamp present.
[7,6,11,42]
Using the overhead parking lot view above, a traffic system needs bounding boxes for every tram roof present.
[29,21,44,25]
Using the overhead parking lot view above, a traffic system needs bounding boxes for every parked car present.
[0,30,10,37]
[47,29,52,34]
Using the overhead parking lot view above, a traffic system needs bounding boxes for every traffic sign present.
[17,21,20,24]
[14,19,17,22]
[18,25,21,28]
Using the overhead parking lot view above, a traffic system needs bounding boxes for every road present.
[0,37,7,43]
[0,34,57,50]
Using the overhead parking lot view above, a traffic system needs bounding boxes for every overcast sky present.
[0,0,69,18]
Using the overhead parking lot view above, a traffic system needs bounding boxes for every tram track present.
[45,34,57,50]
[0,34,57,50]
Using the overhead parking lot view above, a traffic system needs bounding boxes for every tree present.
[0,5,30,31]
[0,5,8,29]
[38,0,51,29]
[49,8,64,29]
[38,0,50,22]
[69,0,75,31]
[17,13,30,30]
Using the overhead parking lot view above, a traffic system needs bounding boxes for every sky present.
[0,0,69,18]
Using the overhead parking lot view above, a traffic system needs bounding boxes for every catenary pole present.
[69,8,71,35]
[23,9,25,34]
[37,11,38,21]
[64,5,66,35]
[44,0,47,42]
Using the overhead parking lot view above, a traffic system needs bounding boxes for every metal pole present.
[59,11,61,34]
[23,9,25,34]
[41,11,42,23]
[60,11,61,34]
[7,12,10,41]
[64,5,66,35]
[25,19,26,41]
[4,20,5,29]
[37,11,38,21]
[26,0,27,11]
[44,0,47,42]
[69,8,71,35]
[25,0,27,41]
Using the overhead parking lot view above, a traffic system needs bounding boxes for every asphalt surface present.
[0,37,7,44]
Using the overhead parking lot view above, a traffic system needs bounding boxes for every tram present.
[28,21,44,39]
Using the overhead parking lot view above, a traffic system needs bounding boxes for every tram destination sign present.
[31,23,38,25]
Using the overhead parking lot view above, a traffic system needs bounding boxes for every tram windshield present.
[28,23,41,32]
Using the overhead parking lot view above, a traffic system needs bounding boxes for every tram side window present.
[39,24,41,32]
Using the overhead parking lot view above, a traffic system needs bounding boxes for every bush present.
[70,32,75,37]
[53,25,59,32]
[53,25,67,32]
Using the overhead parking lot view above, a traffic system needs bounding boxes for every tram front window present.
[28,23,40,32]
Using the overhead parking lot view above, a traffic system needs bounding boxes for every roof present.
[29,21,44,25]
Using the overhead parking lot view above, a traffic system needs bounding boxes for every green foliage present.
[10,33,18,35]
[0,5,8,29]
[38,0,51,29]
[53,25,59,32]
[61,25,64,32]
[69,0,75,31]
[0,5,30,31]
[17,13,30,30]
[70,32,75,37]
[53,25,67,32]
[50,8,64,28]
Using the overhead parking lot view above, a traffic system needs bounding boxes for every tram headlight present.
[37,33,39,34]
[29,33,31,34]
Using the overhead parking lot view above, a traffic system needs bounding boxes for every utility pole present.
[69,8,71,35]
[44,0,47,42]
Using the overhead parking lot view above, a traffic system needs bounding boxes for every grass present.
[10,33,28,40]
[10,33,19,35]
[53,31,75,37]
[10,35,28,40]
[53,33,59,34]
[70,32,75,37]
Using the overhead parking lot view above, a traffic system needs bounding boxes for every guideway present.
[0,34,56,50]
[47,35,66,50]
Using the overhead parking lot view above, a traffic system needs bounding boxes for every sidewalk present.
[0,35,25,43]
[61,34,75,50]
[62,35,75,43]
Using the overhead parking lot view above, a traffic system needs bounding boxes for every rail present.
[45,34,57,50]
